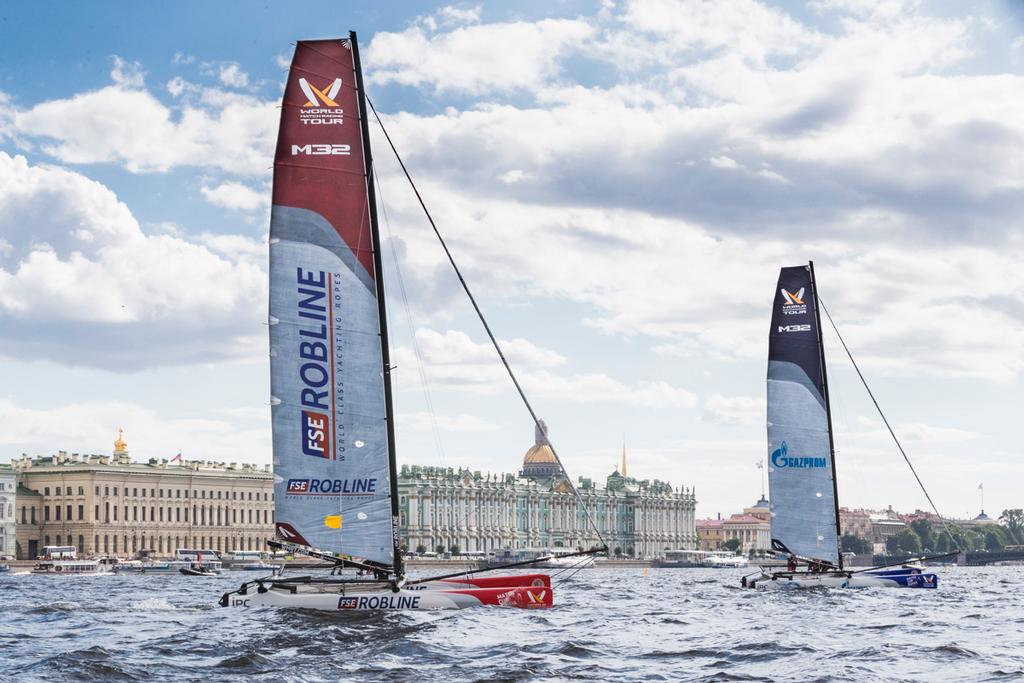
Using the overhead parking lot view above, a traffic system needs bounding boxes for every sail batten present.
[766,264,840,566]
[269,37,396,568]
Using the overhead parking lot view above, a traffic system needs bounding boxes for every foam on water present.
[128,597,177,611]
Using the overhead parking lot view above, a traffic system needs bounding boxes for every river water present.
[1,565,1021,682]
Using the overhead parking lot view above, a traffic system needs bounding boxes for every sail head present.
[268,38,395,567]
[766,265,840,565]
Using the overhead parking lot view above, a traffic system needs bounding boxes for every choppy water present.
[1,566,1022,682]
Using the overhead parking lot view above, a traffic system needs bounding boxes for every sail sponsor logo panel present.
[301,410,331,458]
[297,77,344,125]
[770,442,827,469]
[780,287,807,315]
[338,595,421,609]
[285,478,378,496]
[777,324,811,333]
[294,268,341,460]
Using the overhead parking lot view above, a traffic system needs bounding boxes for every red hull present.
[447,585,553,609]
[427,573,551,590]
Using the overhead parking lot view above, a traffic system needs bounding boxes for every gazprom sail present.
[268,37,399,570]
[766,263,841,567]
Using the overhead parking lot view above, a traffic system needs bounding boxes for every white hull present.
[745,570,938,590]
[221,578,553,611]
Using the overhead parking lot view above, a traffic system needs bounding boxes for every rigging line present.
[549,554,594,585]
[366,94,609,550]
[817,297,960,552]
[373,165,448,463]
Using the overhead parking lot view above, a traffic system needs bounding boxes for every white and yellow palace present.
[398,422,697,558]
[11,430,274,559]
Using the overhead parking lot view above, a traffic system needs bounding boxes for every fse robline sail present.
[268,37,397,569]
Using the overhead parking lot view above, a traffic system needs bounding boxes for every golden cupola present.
[521,419,565,480]
[113,427,128,454]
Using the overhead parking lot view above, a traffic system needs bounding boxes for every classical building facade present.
[10,431,274,559]
[722,514,771,552]
[696,518,724,551]
[839,507,872,538]
[697,497,772,553]
[397,422,697,558]
[0,464,15,558]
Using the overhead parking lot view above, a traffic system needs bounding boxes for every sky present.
[1,0,1022,521]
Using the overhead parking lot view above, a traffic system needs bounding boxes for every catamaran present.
[219,33,603,611]
[742,263,952,590]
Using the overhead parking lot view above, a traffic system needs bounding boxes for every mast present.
[808,260,842,569]
[350,31,403,580]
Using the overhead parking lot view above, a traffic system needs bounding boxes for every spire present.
[534,419,549,446]
[113,427,128,454]
[621,439,628,478]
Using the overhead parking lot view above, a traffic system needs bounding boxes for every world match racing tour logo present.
[770,442,827,469]
[779,287,807,316]
[297,76,344,126]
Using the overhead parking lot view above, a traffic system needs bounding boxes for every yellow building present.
[11,430,274,559]
[696,518,724,551]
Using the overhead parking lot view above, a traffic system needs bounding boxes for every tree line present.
[841,509,1024,555]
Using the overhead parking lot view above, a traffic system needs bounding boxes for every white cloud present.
[436,5,482,27]
[391,328,696,409]
[110,56,145,88]
[12,78,277,175]
[366,17,596,94]
[218,63,250,88]
[0,153,265,369]
[200,180,267,211]
[359,2,1024,382]
[398,411,499,433]
[172,52,196,65]
[0,399,270,465]
[619,0,823,65]
[702,394,766,426]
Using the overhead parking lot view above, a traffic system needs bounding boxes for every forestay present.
[268,39,395,567]
[766,264,840,566]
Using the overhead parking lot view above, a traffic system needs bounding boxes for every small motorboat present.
[180,563,220,577]
[180,553,222,576]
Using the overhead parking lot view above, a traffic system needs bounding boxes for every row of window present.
[25,504,272,526]
[39,484,271,502]
[43,533,271,555]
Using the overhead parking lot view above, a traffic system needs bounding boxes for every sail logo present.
[770,442,827,469]
[338,595,421,610]
[291,143,351,156]
[295,268,335,460]
[285,478,378,495]
[778,324,811,333]
[297,77,344,125]
[300,78,341,107]
[780,287,807,315]
[781,288,804,305]
[301,410,331,458]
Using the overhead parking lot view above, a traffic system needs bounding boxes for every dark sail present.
[766,264,840,566]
